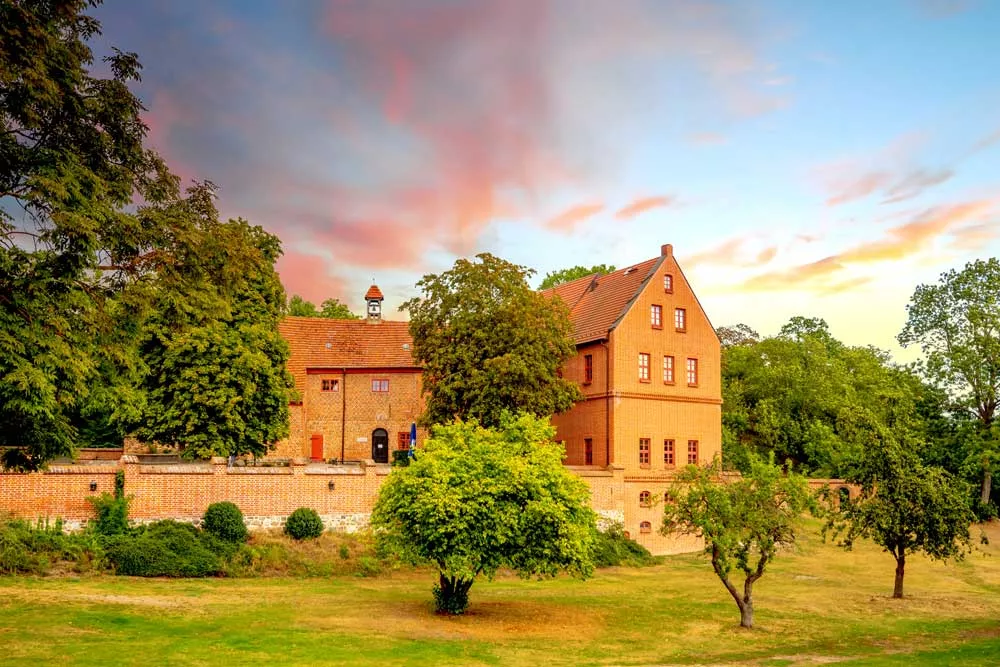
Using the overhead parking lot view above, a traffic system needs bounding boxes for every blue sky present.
[93,0,1000,358]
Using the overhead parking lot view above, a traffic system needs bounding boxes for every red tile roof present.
[364,285,384,300]
[542,257,665,344]
[278,317,416,390]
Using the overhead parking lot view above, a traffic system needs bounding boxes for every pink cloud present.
[614,196,676,220]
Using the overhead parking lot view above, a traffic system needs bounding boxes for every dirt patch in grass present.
[2,587,200,610]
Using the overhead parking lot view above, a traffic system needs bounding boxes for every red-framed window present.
[686,358,698,386]
[371,379,390,392]
[638,353,650,382]
[664,439,675,465]
[584,354,593,384]
[674,307,687,332]
[664,274,674,293]
[639,490,651,506]
[397,432,410,450]
[640,521,652,534]
[321,379,340,392]
[687,439,699,465]
[639,438,650,466]
[651,304,663,328]
[663,355,675,384]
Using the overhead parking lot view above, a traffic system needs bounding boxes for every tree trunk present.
[740,600,754,629]
[893,554,905,599]
[434,573,474,615]
[981,470,992,506]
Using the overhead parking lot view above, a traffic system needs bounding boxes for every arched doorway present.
[372,428,389,463]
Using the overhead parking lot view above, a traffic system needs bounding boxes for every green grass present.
[1,521,999,666]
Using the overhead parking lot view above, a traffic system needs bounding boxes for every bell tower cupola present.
[365,284,384,323]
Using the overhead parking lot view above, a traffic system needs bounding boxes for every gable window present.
[639,438,650,466]
[640,521,652,534]
[664,439,675,466]
[674,307,687,332]
[638,353,650,382]
[397,432,410,450]
[664,274,674,294]
[651,304,663,329]
[686,358,699,386]
[321,379,340,392]
[687,440,699,465]
[663,355,675,384]
[584,438,593,465]
[584,354,593,384]
[371,379,390,393]
[639,491,651,506]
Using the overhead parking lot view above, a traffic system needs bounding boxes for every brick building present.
[274,285,426,463]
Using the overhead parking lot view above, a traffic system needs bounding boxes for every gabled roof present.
[364,285,384,300]
[542,257,664,344]
[278,317,416,390]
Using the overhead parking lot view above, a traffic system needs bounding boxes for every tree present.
[538,264,616,290]
[0,0,174,469]
[287,295,359,319]
[662,456,813,628]
[898,259,1000,507]
[371,413,597,614]
[824,423,975,598]
[717,323,760,348]
[401,254,581,428]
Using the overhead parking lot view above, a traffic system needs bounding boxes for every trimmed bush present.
[593,524,657,568]
[284,508,324,540]
[202,502,248,543]
[104,521,224,577]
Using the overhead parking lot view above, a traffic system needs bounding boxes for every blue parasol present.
[409,422,418,459]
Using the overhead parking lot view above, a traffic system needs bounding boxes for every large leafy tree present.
[371,413,597,614]
[401,253,581,427]
[287,295,358,319]
[663,455,813,629]
[824,421,975,598]
[898,259,1000,507]
[538,263,616,290]
[0,0,173,469]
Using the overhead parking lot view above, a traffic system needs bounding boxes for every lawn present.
[1,522,999,666]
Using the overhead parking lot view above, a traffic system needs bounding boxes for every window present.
[584,354,593,384]
[687,439,699,465]
[638,353,650,382]
[664,274,674,293]
[639,491,651,506]
[674,307,687,331]
[651,304,663,329]
[321,379,340,392]
[584,438,593,465]
[663,439,675,465]
[639,438,650,466]
[686,358,698,386]
[397,432,410,450]
[664,491,672,503]
[640,521,652,534]
[663,355,675,384]
[371,379,389,392]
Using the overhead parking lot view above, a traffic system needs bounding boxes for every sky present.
[92,0,1000,360]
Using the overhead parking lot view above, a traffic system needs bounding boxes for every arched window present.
[639,490,651,506]
[639,521,652,534]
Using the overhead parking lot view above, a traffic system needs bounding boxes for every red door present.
[310,434,323,461]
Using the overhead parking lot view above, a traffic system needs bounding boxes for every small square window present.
[639,438,650,466]
[674,307,687,332]
[371,379,390,392]
[686,358,698,386]
[664,439,675,466]
[663,355,674,384]
[639,490,651,506]
[651,304,663,329]
[664,274,674,293]
[640,521,652,534]
[398,432,410,450]
[584,354,593,384]
[638,353,650,382]
[321,379,340,392]
[687,440,699,465]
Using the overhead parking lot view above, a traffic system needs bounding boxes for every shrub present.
[285,508,324,540]
[0,518,102,575]
[391,450,410,466]
[202,502,248,543]
[88,493,130,536]
[104,520,224,577]
[592,525,657,568]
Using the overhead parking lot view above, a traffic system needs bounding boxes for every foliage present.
[0,0,175,469]
[288,295,358,319]
[284,508,324,540]
[538,264,616,290]
[371,413,597,614]
[663,455,814,628]
[592,525,657,568]
[391,450,411,466]
[716,323,760,348]
[103,520,226,577]
[720,316,932,476]
[87,493,130,537]
[898,259,1000,508]
[401,254,581,428]
[0,518,102,575]
[823,422,976,598]
[201,502,249,544]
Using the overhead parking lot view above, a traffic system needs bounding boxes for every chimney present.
[364,284,384,323]
[661,243,673,258]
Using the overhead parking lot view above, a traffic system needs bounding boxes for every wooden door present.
[310,434,323,461]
